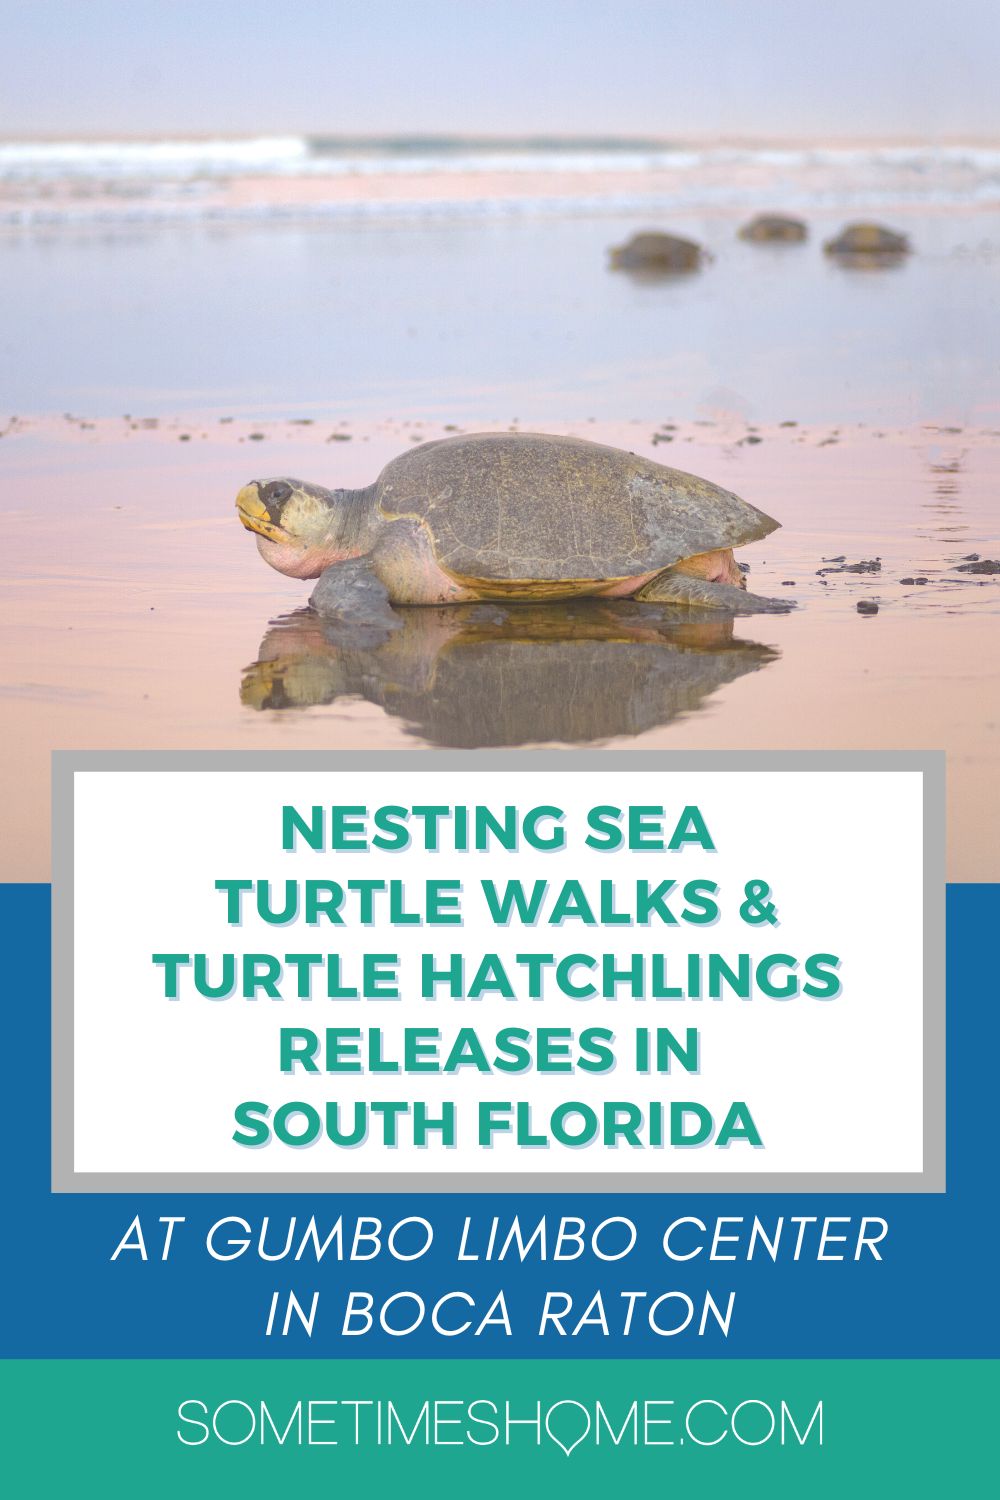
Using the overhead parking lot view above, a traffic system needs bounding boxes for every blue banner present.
[4,882,994,1359]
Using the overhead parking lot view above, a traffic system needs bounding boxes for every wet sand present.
[2,415,997,881]
[5,203,1000,428]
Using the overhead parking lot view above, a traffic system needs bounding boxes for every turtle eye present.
[264,481,292,507]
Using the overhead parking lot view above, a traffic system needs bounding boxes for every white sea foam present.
[0,135,310,177]
[2,136,999,225]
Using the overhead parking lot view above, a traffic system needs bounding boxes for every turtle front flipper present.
[309,558,402,642]
[637,570,794,615]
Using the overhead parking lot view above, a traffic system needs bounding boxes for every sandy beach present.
[2,412,997,881]
[3,135,999,880]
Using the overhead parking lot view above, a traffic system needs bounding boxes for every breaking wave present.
[3,135,1000,227]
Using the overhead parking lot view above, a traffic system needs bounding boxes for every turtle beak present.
[236,482,288,542]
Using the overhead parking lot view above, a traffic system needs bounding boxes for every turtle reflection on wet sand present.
[240,601,779,748]
[236,432,790,628]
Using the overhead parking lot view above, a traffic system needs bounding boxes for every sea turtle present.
[738,213,808,243]
[608,231,707,272]
[235,431,789,627]
[824,222,910,258]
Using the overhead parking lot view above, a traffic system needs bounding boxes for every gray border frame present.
[52,749,946,1194]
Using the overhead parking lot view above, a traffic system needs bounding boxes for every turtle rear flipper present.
[638,571,794,615]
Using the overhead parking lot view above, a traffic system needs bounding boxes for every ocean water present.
[5,135,1000,211]
[1,136,999,422]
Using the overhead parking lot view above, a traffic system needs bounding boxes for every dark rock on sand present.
[856,600,879,615]
[956,559,1000,574]
[818,558,881,576]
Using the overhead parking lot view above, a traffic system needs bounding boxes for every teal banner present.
[3,1358,995,1494]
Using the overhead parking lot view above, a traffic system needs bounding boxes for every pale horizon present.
[6,130,1000,147]
[3,0,998,140]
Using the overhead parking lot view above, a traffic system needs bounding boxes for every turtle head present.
[236,477,372,579]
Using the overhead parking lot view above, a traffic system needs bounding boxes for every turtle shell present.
[739,214,808,243]
[609,231,705,271]
[374,432,778,585]
[824,223,910,255]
